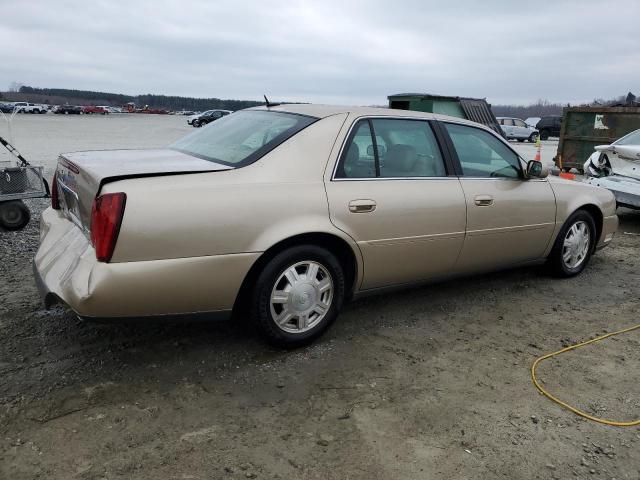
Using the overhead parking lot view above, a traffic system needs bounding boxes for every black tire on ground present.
[0,200,31,231]
[528,133,538,143]
[193,120,201,127]
[250,245,345,348]
[517,138,525,142]
[547,210,596,277]
[540,130,550,140]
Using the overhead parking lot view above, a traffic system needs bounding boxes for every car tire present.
[528,133,538,143]
[0,200,31,231]
[251,245,345,348]
[540,130,550,140]
[193,120,201,127]
[517,138,525,143]
[547,210,596,277]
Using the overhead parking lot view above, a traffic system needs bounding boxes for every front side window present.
[514,119,526,128]
[444,123,521,179]
[336,118,446,178]
[170,110,316,167]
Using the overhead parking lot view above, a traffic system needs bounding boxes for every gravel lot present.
[1,114,640,479]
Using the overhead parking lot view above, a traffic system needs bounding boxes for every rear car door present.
[440,121,556,274]
[326,117,466,290]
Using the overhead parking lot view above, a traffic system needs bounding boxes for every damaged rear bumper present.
[33,207,258,320]
[585,175,640,209]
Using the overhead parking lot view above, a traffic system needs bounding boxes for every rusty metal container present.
[556,106,640,172]
[388,93,504,137]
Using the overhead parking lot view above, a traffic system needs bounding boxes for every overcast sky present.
[1,0,638,105]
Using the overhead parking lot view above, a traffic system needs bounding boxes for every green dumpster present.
[388,93,504,137]
[556,106,640,172]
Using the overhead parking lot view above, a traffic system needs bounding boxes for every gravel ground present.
[1,114,640,480]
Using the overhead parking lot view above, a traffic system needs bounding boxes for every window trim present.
[332,116,454,181]
[438,120,526,180]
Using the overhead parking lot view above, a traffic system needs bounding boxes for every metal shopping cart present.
[0,136,50,230]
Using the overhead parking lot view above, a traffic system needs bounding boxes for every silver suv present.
[497,117,539,143]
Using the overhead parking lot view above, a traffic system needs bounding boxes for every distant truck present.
[536,116,562,140]
[13,102,46,114]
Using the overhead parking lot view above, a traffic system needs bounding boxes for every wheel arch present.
[576,203,603,245]
[232,231,361,318]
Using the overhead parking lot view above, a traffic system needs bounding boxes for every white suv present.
[497,117,538,143]
[13,102,47,114]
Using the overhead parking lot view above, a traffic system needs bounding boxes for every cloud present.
[1,0,638,105]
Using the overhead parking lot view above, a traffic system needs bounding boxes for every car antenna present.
[264,95,280,108]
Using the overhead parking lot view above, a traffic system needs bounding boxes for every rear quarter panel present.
[104,113,355,262]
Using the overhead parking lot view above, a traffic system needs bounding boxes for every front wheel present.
[251,245,345,348]
[0,200,31,231]
[528,133,538,143]
[547,210,596,277]
[540,130,550,140]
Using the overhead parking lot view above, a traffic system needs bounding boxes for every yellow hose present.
[531,323,640,427]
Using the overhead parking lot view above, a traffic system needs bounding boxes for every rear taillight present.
[51,172,60,210]
[90,192,126,262]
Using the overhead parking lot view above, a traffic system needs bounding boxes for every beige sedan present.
[34,105,618,347]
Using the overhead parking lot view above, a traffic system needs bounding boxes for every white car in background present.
[497,117,539,143]
[584,128,640,209]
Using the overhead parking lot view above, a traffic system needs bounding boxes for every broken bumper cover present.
[585,175,640,209]
[33,207,259,320]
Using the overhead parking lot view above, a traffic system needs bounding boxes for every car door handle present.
[349,199,377,213]
[474,195,494,206]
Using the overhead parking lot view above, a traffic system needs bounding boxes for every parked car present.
[536,116,563,140]
[35,105,617,347]
[189,109,232,127]
[83,105,108,115]
[583,128,640,209]
[525,117,541,128]
[13,102,46,114]
[103,106,122,114]
[497,117,539,142]
[0,103,15,113]
[54,105,83,115]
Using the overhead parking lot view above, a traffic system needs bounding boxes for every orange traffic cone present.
[534,135,541,162]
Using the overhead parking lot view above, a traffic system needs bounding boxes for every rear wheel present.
[547,210,596,277]
[251,245,345,348]
[0,200,30,231]
[517,138,525,143]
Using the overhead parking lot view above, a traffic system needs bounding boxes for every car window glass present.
[502,118,514,126]
[614,129,640,146]
[444,123,521,179]
[514,120,526,127]
[372,119,446,177]
[339,121,376,178]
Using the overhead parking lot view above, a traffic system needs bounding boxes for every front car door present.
[325,116,467,290]
[513,119,529,139]
[440,121,556,275]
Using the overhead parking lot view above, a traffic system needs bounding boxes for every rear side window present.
[336,118,446,178]
[444,123,521,179]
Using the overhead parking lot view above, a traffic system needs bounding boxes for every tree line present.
[15,86,263,111]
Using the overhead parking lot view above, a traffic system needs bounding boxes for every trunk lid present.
[55,148,231,231]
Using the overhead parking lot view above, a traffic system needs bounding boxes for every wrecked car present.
[584,128,640,209]
[34,105,617,347]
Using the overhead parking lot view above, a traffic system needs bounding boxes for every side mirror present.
[526,160,548,179]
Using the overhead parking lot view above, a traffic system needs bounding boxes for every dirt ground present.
[1,115,640,480]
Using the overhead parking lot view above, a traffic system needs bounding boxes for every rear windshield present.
[170,110,317,167]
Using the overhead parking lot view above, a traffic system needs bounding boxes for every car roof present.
[247,103,490,129]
